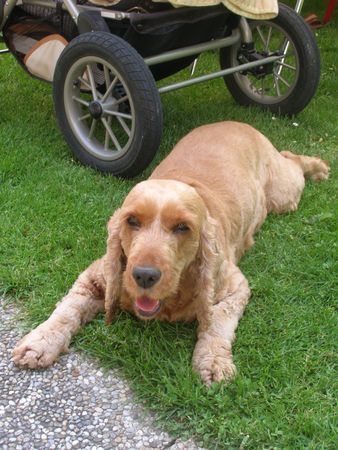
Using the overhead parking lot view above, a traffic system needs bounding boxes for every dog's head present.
[104,179,218,323]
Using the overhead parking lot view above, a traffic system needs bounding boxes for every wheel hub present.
[88,100,103,119]
[238,43,279,79]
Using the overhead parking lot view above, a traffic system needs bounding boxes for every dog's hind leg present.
[265,151,330,214]
[192,263,251,386]
[12,259,105,369]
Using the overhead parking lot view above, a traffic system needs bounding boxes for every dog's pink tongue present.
[136,296,159,313]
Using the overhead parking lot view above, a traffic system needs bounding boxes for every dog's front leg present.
[192,263,251,385]
[12,259,105,369]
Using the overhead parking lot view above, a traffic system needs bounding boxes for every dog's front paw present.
[12,326,68,369]
[192,335,237,386]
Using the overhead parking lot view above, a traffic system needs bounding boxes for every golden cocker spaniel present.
[13,122,329,385]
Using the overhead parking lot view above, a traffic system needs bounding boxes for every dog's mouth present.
[135,296,161,318]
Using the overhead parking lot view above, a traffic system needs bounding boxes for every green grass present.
[0,1,337,448]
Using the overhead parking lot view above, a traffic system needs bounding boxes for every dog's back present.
[151,122,267,184]
[151,121,329,259]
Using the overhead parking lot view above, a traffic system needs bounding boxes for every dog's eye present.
[127,216,140,228]
[173,223,190,233]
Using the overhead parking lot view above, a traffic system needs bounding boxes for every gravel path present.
[0,303,205,450]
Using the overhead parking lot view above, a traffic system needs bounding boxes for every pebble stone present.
[0,303,206,450]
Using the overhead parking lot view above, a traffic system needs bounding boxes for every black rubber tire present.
[53,32,162,177]
[220,3,320,115]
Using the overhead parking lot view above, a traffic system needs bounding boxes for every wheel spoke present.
[102,76,118,103]
[278,36,289,52]
[104,128,110,149]
[256,26,267,49]
[276,61,297,71]
[88,119,97,139]
[79,113,91,121]
[282,40,291,56]
[273,73,281,96]
[265,26,273,52]
[78,76,91,91]
[115,95,129,105]
[105,110,132,120]
[103,65,111,89]
[279,42,291,62]
[78,76,103,99]
[73,96,89,107]
[86,65,99,101]
[284,50,296,58]
[117,116,131,137]
[260,77,265,96]
[104,116,112,149]
[101,117,122,151]
[274,72,291,88]
[276,38,291,78]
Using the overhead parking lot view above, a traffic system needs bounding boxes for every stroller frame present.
[1,0,283,94]
[0,1,321,178]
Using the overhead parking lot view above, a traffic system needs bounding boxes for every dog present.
[12,121,329,385]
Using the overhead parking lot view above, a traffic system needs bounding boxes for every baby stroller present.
[0,0,320,177]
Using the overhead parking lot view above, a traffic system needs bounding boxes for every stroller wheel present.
[53,32,162,177]
[220,3,320,115]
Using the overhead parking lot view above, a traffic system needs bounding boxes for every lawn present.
[0,1,337,448]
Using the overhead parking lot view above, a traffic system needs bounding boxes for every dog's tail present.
[280,150,330,181]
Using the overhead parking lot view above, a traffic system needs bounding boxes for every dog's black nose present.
[132,266,161,289]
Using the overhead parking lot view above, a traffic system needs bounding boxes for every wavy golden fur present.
[13,122,329,384]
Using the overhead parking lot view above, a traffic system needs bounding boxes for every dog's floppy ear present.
[104,208,125,325]
[193,212,220,331]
